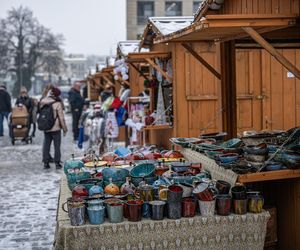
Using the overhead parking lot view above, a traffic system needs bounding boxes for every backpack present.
[37,101,57,131]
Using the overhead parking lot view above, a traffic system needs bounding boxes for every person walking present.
[16,87,34,136]
[0,84,12,137]
[68,82,84,141]
[39,87,67,169]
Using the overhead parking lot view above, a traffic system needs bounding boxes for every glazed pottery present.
[120,177,135,195]
[200,132,227,142]
[167,201,182,219]
[87,206,105,225]
[155,163,169,176]
[131,175,157,187]
[163,149,183,159]
[244,143,269,155]
[130,163,155,178]
[102,168,129,183]
[62,199,85,226]
[198,199,216,217]
[149,200,166,220]
[87,199,104,209]
[127,200,144,222]
[76,178,103,191]
[136,184,154,202]
[193,183,218,201]
[233,199,247,215]
[216,195,231,216]
[167,185,183,202]
[219,153,239,164]
[231,185,247,200]
[220,138,243,148]
[104,178,120,195]
[72,185,89,200]
[62,197,85,218]
[248,195,264,213]
[64,154,84,174]
[142,202,151,218]
[216,180,231,195]
[244,153,266,163]
[158,185,169,201]
[265,162,283,171]
[171,162,191,173]
[182,198,196,217]
[89,185,104,198]
[188,164,202,175]
[178,183,193,198]
[107,203,124,223]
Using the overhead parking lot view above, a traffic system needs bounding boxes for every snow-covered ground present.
[0,115,83,250]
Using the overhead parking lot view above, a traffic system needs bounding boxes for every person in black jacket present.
[0,84,11,136]
[68,82,84,141]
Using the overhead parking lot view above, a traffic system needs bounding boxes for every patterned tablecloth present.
[54,177,270,250]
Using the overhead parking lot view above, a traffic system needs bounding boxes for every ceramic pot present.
[233,199,248,214]
[188,164,202,175]
[120,177,135,195]
[142,202,151,218]
[167,185,183,202]
[149,200,165,220]
[178,183,193,198]
[231,185,247,200]
[104,178,120,196]
[88,185,104,198]
[248,195,264,213]
[216,194,231,216]
[64,154,84,174]
[167,201,182,219]
[198,199,216,217]
[63,199,85,226]
[219,153,239,164]
[135,185,154,202]
[216,180,231,195]
[72,185,89,200]
[87,206,105,225]
[182,198,196,217]
[107,203,124,223]
[193,182,218,201]
[127,200,144,222]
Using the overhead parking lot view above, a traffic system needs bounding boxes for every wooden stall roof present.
[140,16,194,49]
[117,40,149,58]
[154,14,298,44]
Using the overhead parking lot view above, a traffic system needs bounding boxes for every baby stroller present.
[9,104,32,145]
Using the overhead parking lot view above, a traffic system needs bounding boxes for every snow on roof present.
[149,16,194,36]
[118,41,149,56]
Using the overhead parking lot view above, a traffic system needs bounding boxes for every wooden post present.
[242,27,300,80]
[220,41,237,139]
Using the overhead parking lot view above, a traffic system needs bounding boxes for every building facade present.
[127,0,203,40]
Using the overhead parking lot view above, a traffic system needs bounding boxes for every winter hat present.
[51,87,61,97]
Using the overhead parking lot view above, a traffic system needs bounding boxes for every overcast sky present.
[0,0,126,56]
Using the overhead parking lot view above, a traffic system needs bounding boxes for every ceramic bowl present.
[281,151,300,169]
[76,178,103,191]
[131,176,157,187]
[171,162,191,173]
[200,132,227,142]
[265,162,283,171]
[220,138,243,149]
[130,163,155,178]
[244,153,266,163]
[244,143,269,155]
[102,168,129,182]
[219,153,239,164]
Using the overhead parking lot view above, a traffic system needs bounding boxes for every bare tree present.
[0,6,65,96]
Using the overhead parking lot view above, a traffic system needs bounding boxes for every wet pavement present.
[0,115,82,250]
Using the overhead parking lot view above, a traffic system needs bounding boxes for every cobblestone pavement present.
[0,115,83,250]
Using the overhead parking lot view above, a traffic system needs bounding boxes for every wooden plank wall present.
[261,49,300,130]
[220,0,300,15]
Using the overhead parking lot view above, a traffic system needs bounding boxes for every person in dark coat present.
[16,87,34,135]
[0,84,12,136]
[68,82,84,141]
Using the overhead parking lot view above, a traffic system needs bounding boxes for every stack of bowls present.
[130,163,156,187]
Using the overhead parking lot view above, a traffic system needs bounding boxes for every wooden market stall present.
[147,0,300,249]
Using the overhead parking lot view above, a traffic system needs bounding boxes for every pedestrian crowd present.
[0,81,136,170]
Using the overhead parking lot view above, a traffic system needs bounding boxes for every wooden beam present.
[181,43,221,80]
[145,58,173,82]
[128,62,150,81]
[242,26,300,80]
[220,41,237,139]
[102,75,115,86]
[128,52,170,59]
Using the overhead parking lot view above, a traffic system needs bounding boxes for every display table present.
[55,177,270,250]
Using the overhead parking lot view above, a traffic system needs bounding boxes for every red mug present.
[193,182,218,201]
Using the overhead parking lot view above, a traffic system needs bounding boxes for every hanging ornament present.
[155,81,167,125]
[122,74,129,81]
[114,75,119,81]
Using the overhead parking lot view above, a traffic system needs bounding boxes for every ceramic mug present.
[231,185,247,200]
[193,182,218,201]
[149,200,166,220]
[127,200,144,222]
[233,199,248,215]
[167,185,183,203]
[107,203,124,223]
[216,194,231,216]
[198,199,216,217]
[248,195,264,213]
[158,185,168,201]
[182,198,196,217]
[216,180,231,195]
[178,183,193,198]
[62,197,85,218]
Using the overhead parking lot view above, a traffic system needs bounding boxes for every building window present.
[193,1,203,13]
[137,1,154,25]
[165,1,182,16]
